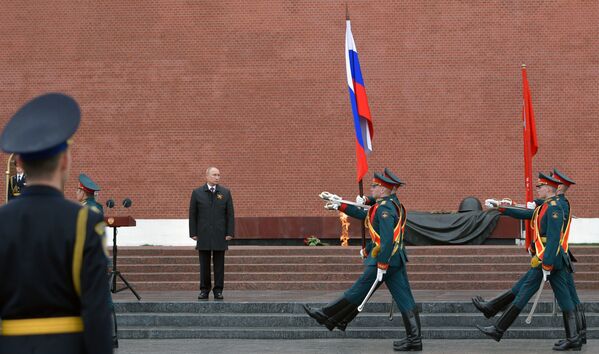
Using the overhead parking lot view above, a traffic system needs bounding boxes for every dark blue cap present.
[384,167,405,186]
[0,93,80,160]
[79,173,101,193]
[537,172,562,189]
[552,168,575,186]
[373,172,399,189]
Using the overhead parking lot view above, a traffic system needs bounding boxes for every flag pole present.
[521,63,534,250]
[358,179,366,249]
[346,3,366,249]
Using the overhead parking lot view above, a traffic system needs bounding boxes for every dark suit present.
[189,183,235,293]
[7,174,26,200]
[0,186,113,354]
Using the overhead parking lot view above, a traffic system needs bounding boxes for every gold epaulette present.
[550,201,557,206]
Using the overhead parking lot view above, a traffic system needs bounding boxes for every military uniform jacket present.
[0,186,112,353]
[531,196,567,271]
[502,196,568,271]
[189,184,235,251]
[82,197,104,219]
[340,195,407,268]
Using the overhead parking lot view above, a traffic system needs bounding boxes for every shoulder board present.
[550,200,557,206]
[89,206,101,214]
[380,200,386,205]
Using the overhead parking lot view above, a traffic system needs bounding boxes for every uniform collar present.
[84,197,96,204]
[376,194,394,203]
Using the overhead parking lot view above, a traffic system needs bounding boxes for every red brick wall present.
[0,1,597,218]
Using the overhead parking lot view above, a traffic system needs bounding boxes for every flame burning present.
[339,212,350,246]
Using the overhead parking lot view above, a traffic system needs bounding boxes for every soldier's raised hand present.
[356,195,366,205]
[324,201,340,210]
[484,198,499,208]
[319,191,341,202]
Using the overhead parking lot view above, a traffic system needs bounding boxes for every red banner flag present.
[521,64,539,251]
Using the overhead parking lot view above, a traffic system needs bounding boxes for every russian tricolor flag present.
[345,19,373,182]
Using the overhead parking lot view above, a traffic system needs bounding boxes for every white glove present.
[500,198,513,206]
[376,268,386,282]
[319,191,341,202]
[356,195,366,205]
[484,198,499,208]
[527,201,536,209]
[542,269,551,282]
[359,248,367,259]
[324,201,340,210]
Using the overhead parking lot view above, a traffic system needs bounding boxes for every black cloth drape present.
[403,209,501,245]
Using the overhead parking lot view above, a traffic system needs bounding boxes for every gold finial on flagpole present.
[521,64,527,68]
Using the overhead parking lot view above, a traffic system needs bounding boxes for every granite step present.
[114,254,599,265]
[114,301,599,314]
[116,326,599,340]
[120,271,598,282]
[116,263,599,273]
[112,279,599,291]
[112,246,599,256]
[114,301,599,339]
[116,312,599,328]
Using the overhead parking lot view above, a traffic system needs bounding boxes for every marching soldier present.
[552,168,586,348]
[476,173,581,351]
[76,173,104,217]
[0,93,113,354]
[304,172,421,352]
[472,169,585,349]
[7,161,26,200]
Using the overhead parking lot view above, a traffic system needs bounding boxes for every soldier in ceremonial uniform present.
[551,168,586,348]
[304,172,421,352]
[472,169,585,349]
[75,173,120,348]
[476,173,581,351]
[7,161,26,201]
[76,173,104,218]
[0,94,113,354]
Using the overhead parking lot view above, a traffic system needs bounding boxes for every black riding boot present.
[393,309,422,351]
[553,310,582,351]
[335,306,359,331]
[303,297,352,331]
[472,290,515,319]
[476,304,521,342]
[393,307,422,348]
[555,304,586,347]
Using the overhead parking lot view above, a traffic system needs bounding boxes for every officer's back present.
[0,94,112,354]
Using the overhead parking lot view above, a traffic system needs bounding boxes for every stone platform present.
[113,290,599,340]
[111,245,599,291]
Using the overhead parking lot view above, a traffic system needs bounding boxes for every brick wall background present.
[0,0,597,219]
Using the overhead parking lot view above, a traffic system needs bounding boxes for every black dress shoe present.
[214,292,224,300]
[198,292,209,300]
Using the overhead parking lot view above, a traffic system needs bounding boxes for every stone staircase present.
[113,246,599,291]
[115,301,599,340]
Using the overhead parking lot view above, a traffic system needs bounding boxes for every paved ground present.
[115,339,598,354]
[113,289,599,303]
